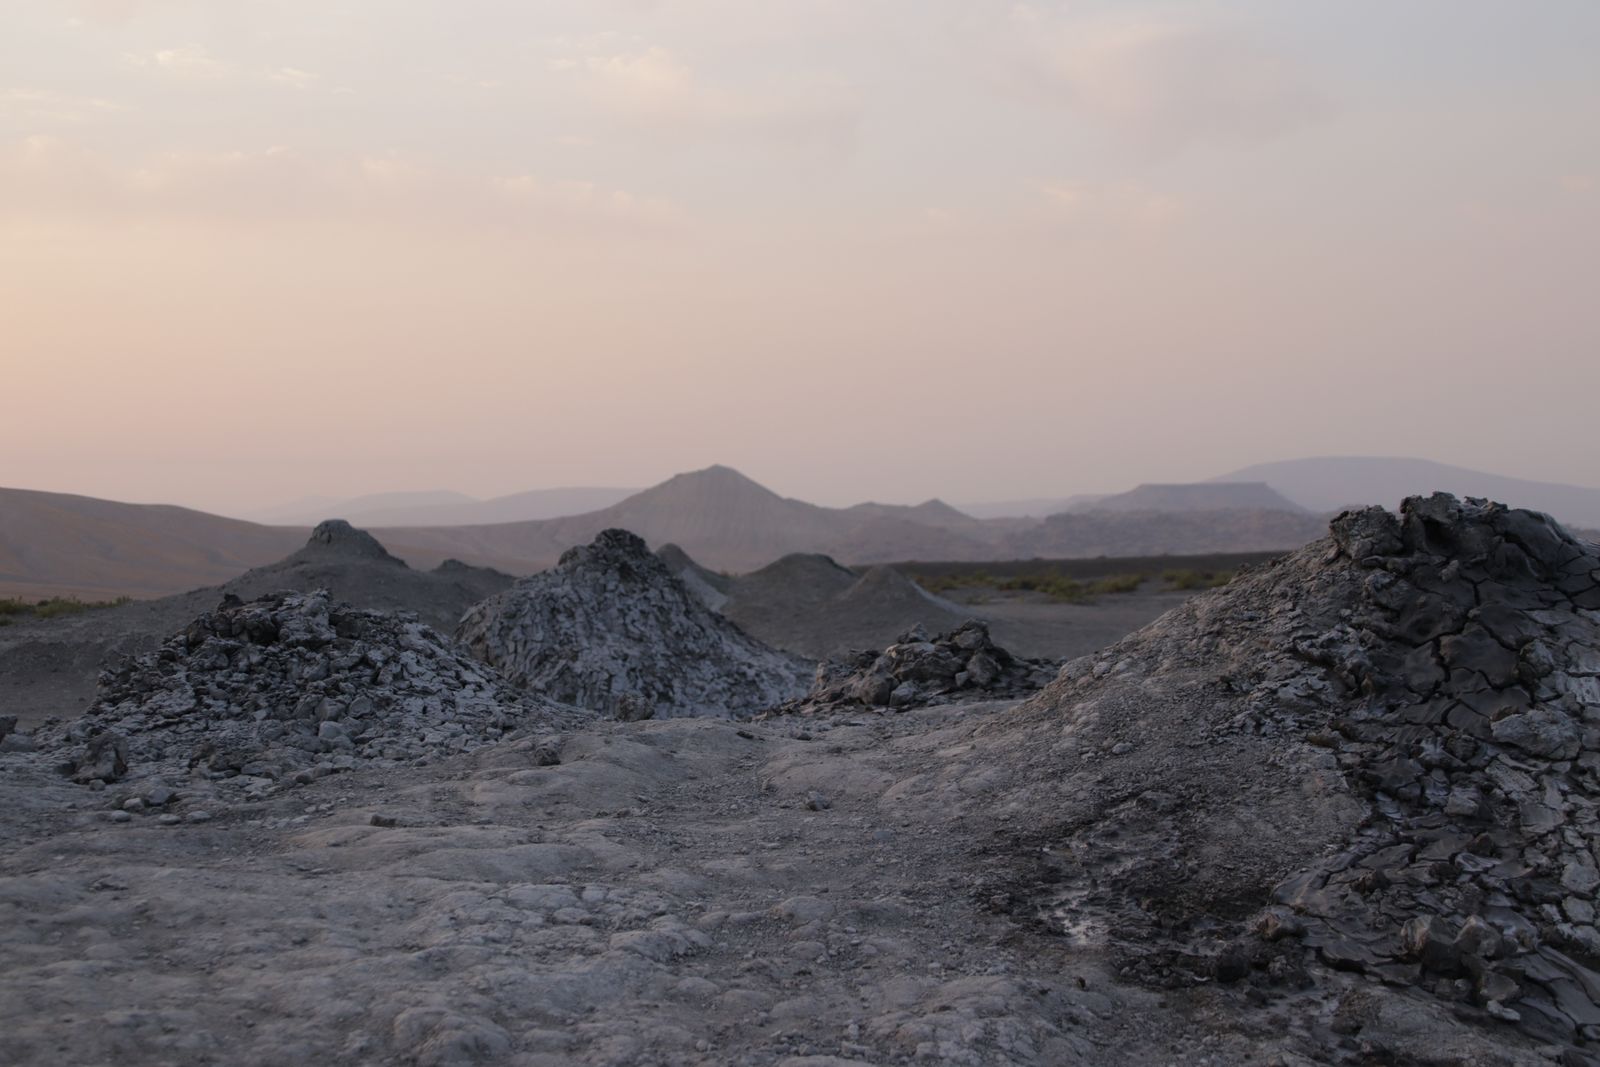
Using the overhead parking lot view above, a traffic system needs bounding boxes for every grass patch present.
[0,595,132,621]
[1162,569,1234,591]
[918,571,999,594]
[924,568,1144,603]
[921,565,1234,603]
[1085,573,1145,596]
[997,572,1090,602]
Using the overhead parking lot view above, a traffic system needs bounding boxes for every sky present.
[2,0,1597,513]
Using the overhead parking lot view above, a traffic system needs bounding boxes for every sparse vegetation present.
[0,595,131,623]
[917,571,998,595]
[1086,573,1145,596]
[1162,569,1235,591]
[922,568,1147,603]
[997,572,1089,602]
[916,560,1251,603]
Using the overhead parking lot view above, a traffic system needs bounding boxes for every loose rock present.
[777,620,1058,714]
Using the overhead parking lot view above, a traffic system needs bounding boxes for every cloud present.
[559,45,858,153]
[1036,180,1183,233]
[268,67,319,91]
[124,44,231,79]
[0,89,126,129]
[1016,11,1327,157]
[0,137,683,234]
[123,46,320,91]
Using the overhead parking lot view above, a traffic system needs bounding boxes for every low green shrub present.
[1162,569,1234,591]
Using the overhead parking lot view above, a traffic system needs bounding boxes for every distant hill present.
[245,486,639,527]
[1213,457,1600,527]
[957,496,1104,519]
[0,487,306,600]
[657,548,974,659]
[1069,482,1307,515]
[1010,508,1328,559]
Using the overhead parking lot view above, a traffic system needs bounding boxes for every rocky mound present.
[836,564,965,617]
[45,589,576,789]
[975,494,1600,1056]
[782,620,1059,714]
[246,521,513,632]
[661,545,977,660]
[0,523,516,735]
[457,529,811,718]
[295,518,403,563]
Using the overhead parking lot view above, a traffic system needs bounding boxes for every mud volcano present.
[457,529,811,718]
[52,589,571,790]
[979,494,1600,1057]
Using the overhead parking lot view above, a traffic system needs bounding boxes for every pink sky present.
[2,1,1597,512]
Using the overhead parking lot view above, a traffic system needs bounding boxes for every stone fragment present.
[1401,916,1460,973]
[73,732,129,784]
[1562,856,1600,895]
[1492,708,1581,760]
[1455,916,1505,959]
[1441,629,1521,688]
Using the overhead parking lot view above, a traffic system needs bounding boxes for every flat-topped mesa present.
[458,528,812,719]
[296,519,405,566]
[990,493,1600,1053]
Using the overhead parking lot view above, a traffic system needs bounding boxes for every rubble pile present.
[52,589,576,787]
[785,620,1059,713]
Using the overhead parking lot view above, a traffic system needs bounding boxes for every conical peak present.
[301,520,403,565]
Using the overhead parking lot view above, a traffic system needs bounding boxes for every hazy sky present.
[3,1,1597,512]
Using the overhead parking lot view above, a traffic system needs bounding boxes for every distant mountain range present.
[241,486,640,527]
[4,458,1596,599]
[955,495,1105,519]
[1065,482,1307,515]
[1210,457,1600,527]
[368,466,1012,575]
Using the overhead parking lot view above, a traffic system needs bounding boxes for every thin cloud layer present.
[1014,9,1329,156]
[559,45,859,152]
[0,137,683,233]
[0,88,126,128]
